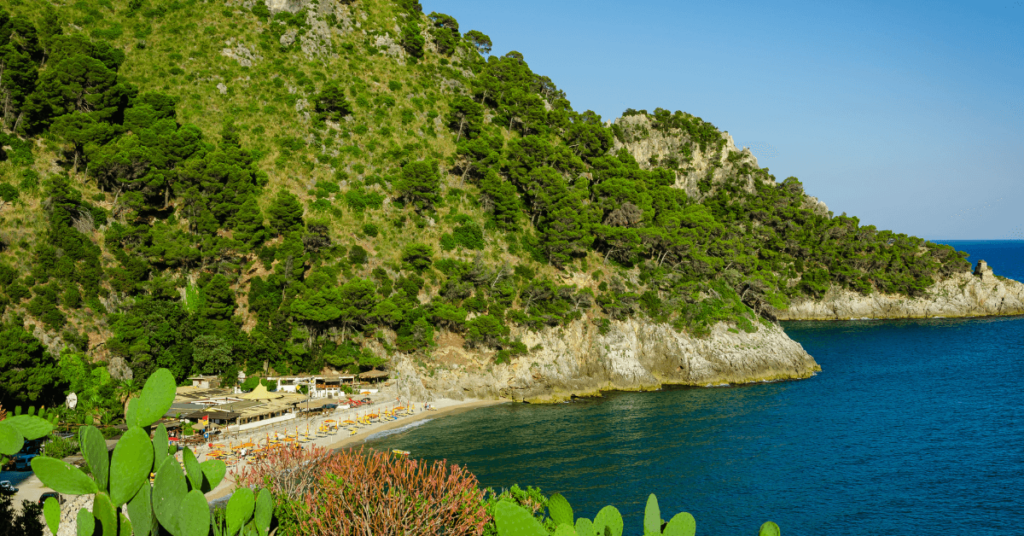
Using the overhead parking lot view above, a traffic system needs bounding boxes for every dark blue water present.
[365,241,1024,535]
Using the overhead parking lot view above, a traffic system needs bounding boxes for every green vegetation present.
[0,368,276,536]
[0,0,971,413]
[493,492,780,536]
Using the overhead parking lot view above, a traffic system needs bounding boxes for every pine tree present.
[395,160,441,211]
[267,190,305,236]
[232,195,267,252]
[313,82,351,122]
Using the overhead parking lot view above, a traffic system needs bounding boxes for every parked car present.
[38,492,61,505]
[0,481,18,494]
[321,403,338,410]
[13,453,37,470]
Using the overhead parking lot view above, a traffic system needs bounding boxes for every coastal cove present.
[365,241,1024,535]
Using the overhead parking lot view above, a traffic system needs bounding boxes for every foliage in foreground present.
[494,492,781,536]
[0,368,275,536]
[238,444,489,536]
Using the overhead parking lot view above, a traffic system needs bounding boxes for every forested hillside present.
[0,0,969,415]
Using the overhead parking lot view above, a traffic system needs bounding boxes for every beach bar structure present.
[172,383,309,433]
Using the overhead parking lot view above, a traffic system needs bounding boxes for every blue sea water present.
[365,241,1024,535]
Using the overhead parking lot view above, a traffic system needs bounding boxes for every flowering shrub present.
[238,446,490,536]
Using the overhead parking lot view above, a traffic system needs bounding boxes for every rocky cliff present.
[386,318,820,403]
[775,264,1024,320]
[611,113,831,216]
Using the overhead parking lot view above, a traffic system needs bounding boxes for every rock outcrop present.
[775,264,1024,320]
[386,318,820,404]
[611,114,831,218]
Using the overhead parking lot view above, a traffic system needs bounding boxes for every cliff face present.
[775,269,1024,321]
[388,318,820,403]
[611,114,831,216]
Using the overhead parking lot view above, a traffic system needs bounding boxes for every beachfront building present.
[266,375,358,399]
[187,375,222,389]
[180,384,310,432]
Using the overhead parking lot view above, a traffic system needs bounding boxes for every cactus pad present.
[495,500,548,536]
[643,494,661,536]
[663,512,695,536]
[548,493,574,527]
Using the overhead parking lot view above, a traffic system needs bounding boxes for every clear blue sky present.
[423,0,1024,240]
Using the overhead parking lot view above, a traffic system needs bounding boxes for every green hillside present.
[0,0,969,413]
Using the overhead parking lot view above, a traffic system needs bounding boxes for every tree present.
[429,302,467,332]
[427,12,459,55]
[267,189,305,236]
[0,323,58,406]
[539,185,593,267]
[464,30,492,55]
[446,96,483,142]
[395,160,441,210]
[232,195,267,252]
[107,297,195,383]
[0,43,39,129]
[192,334,232,375]
[49,111,117,173]
[479,170,520,230]
[336,278,378,335]
[200,274,237,322]
[401,21,425,58]
[401,243,434,273]
[22,53,135,132]
[464,315,508,348]
[314,82,351,122]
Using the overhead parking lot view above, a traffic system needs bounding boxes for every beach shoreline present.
[203,397,508,503]
[325,398,508,450]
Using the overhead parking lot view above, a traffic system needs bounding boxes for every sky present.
[422,0,1024,240]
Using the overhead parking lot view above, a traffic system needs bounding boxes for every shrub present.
[239,446,489,536]
[402,243,434,272]
[349,244,368,265]
[42,434,79,458]
[361,223,379,237]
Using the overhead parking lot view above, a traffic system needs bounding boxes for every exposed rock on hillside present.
[775,263,1024,320]
[612,114,762,200]
[387,318,820,403]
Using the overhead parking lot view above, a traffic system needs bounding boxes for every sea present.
[364,240,1024,535]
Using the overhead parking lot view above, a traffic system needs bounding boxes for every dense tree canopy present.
[0,1,973,416]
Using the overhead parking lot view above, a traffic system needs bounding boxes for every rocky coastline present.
[387,318,820,404]
[775,262,1024,321]
[385,262,1023,405]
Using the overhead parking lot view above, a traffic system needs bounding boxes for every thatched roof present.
[359,369,389,379]
[240,384,283,400]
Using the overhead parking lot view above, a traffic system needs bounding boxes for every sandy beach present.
[10,396,507,518]
[203,396,508,502]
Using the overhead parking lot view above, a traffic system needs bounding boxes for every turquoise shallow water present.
[365,241,1024,535]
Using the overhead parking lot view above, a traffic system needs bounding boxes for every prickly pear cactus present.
[759,521,781,536]
[643,494,662,536]
[663,512,696,536]
[21,367,275,536]
[593,505,623,536]
[495,500,549,536]
[548,493,575,527]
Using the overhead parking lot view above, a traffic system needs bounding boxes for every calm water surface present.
[366,241,1024,535]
